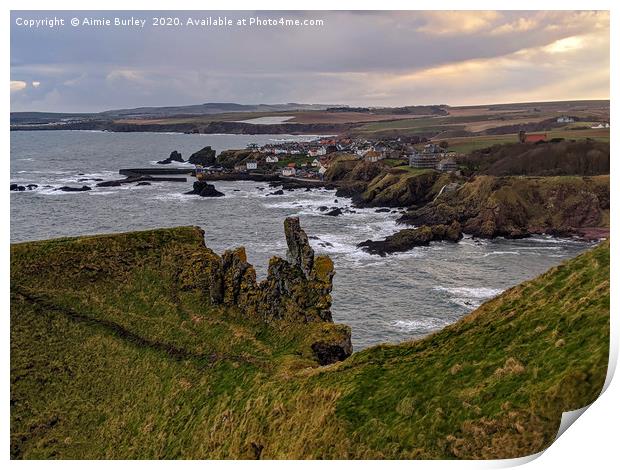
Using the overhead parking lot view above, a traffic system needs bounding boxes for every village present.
[197,124,578,181]
[200,136,466,181]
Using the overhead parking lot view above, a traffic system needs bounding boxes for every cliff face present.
[400,175,610,238]
[325,157,452,207]
[10,226,609,459]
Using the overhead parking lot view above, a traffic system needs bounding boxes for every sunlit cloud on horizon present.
[10,10,610,112]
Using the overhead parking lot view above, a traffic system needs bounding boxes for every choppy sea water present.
[10,131,595,350]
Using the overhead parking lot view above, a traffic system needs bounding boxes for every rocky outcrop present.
[157,150,184,164]
[324,157,454,208]
[175,217,350,363]
[284,217,315,277]
[358,221,462,256]
[185,181,225,197]
[56,185,92,192]
[97,174,187,187]
[400,175,610,239]
[325,208,343,217]
[180,216,343,324]
[10,184,38,191]
[188,146,216,166]
[312,337,353,366]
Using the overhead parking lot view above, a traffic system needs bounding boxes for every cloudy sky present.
[10,10,609,112]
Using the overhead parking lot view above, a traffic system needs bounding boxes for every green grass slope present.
[11,229,609,459]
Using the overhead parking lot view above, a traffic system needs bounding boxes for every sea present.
[10,130,595,350]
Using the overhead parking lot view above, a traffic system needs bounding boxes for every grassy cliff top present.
[11,228,609,459]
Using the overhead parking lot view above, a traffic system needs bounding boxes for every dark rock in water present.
[188,146,216,166]
[325,208,343,217]
[318,206,329,212]
[78,178,103,182]
[56,185,92,192]
[97,180,123,187]
[233,189,241,192]
[157,150,184,165]
[268,189,284,196]
[305,188,311,192]
[284,217,315,277]
[334,199,339,203]
[358,221,463,256]
[136,182,151,186]
[287,188,295,192]
[10,184,26,191]
[26,184,38,190]
[185,181,224,197]
[375,208,391,213]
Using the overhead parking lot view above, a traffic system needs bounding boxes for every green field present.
[11,226,609,459]
[435,128,610,154]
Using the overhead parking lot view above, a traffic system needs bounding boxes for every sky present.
[10,10,610,113]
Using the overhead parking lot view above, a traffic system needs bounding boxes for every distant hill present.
[10,102,341,124]
[100,102,338,118]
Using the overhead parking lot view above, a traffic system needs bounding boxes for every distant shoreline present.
[9,120,352,135]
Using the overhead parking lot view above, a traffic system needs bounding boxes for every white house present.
[282,167,296,177]
[266,155,279,163]
[246,161,258,170]
[318,165,328,175]
[308,147,327,157]
[557,116,574,123]
[274,148,288,155]
[311,158,320,167]
[591,123,610,129]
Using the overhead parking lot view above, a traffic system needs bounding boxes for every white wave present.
[526,235,588,245]
[434,285,504,309]
[393,317,451,332]
[153,193,193,202]
[88,190,116,196]
[481,251,520,257]
[435,286,503,298]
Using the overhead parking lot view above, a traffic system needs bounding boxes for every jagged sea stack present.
[198,217,337,322]
[284,216,315,277]
[178,217,351,363]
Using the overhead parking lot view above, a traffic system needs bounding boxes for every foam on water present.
[393,316,453,333]
[482,251,520,257]
[10,130,595,351]
[434,286,504,309]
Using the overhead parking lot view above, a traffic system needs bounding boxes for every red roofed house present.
[525,133,547,143]
[518,130,547,143]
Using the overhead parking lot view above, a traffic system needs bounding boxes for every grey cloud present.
[10,10,609,112]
